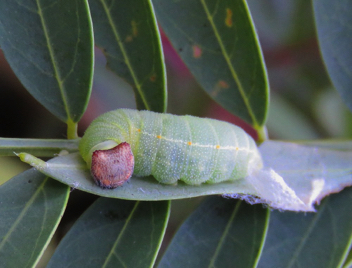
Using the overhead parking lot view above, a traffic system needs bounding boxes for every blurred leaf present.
[158,197,269,268]
[257,186,352,268]
[295,140,352,152]
[48,198,170,267]
[89,0,167,112]
[0,138,79,157]
[313,89,352,138]
[92,48,137,111]
[154,0,269,128]
[267,93,320,140]
[313,0,352,112]
[0,169,69,267]
[18,140,352,212]
[0,157,28,185]
[0,0,94,123]
[247,0,314,48]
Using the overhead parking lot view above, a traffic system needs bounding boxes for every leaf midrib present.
[207,201,242,267]
[36,0,71,120]
[101,201,140,268]
[100,0,150,110]
[286,203,327,268]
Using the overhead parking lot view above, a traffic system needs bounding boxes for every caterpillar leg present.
[91,142,134,189]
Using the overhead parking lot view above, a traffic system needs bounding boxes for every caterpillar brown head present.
[90,142,134,189]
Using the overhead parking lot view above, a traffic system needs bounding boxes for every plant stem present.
[256,126,268,144]
[0,138,79,157]
[67,119,78,139]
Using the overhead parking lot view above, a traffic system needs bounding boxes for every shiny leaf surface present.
[89,0,167,112]
[48,198,170,267]
[0,169,69,267]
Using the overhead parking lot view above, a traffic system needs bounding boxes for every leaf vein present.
[199,0,258,126]
[100,0,150,110]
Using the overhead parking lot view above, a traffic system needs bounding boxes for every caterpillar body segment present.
[79,109,263,188]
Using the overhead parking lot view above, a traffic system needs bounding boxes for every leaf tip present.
[17,152,47,169]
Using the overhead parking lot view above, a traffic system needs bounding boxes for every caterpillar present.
[79,109,263,189]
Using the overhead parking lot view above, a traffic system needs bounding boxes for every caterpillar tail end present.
[91,142,134,189]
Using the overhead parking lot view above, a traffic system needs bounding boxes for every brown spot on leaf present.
[150,74,156,82]
[192,45,202,58]
[225,8,233,27]
[211,80,230,97]
[125,35,133,42]
[132,20,138,37]
[125,20,138,42]
[91,142,134,189]
[219,80,229,88]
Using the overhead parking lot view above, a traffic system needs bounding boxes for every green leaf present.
[267,93,320,140]
[158,197,269,267]
[247,0,315,47]
[313,89,351,138]
[17,139,352,212]
[88,0,167,112]
[0,138,79,157]
[0,157,28,186]
[258,186,352,267]
[343,250,352,268]
[0,0,94,124]
[154,0,269,128]
[17,152,258,201]
[0,169,70,268]
[313,0,352,112]
[48,198,170,267]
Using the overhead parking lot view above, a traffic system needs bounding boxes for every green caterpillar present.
[79,109,263,189]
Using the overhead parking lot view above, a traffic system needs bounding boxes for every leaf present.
[17,140,352,212]
[313,89,351,138]
[88,0,167,112]
[0,169,69,268]
[257,186,352,268]
[158,197,269,268]
[17,152,258,201]
[258,141,352,210]
[313,0,352,112]
[344,250,352,268]
[247,0,315,46]
[267,93,320,140]
[153,0,269,127]
[0,157,28,186]
[47,198,170,267]
[0,0,94,123]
